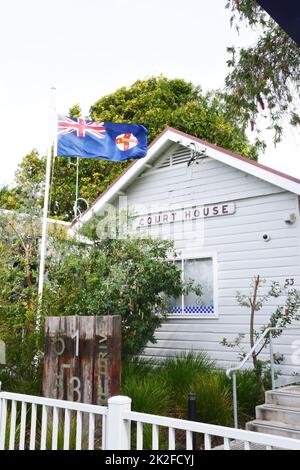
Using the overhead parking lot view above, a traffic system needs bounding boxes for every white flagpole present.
[75,157,79,217]
[37,86,56,325]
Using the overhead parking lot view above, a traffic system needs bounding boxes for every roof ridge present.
[70,127,300,229]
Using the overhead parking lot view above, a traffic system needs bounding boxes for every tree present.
[0,150,45,214]
[14,149,46,214]
[0,212,43,394]
[90,76,256,158]
[0,208,193,391]
[0,186,18,211]
[224,0,300,146]
[1,77,256,221]
[44,228,188,359]
[221,275,300,390]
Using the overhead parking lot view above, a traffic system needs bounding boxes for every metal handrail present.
[226,325,300,428]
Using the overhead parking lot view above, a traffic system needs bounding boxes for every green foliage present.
[0,407,21,449]
[1,77,256,220]
[0,186,18,211]
[0,211,185,389]
[234,370,264,421]
[49,76,256,220]
[192,373,232,426]
[221,275,300,386]
[122,354,231,449]
[218,369,265,423]
[14,149,45,214]
[122,357,162,448]
[45,416,78,450]
[69,103,82,118]
[121,353,271,430]
[0,212,44,395]
[122,353,263,429]
[268,288,300,337]
[44,233,184,359]
[122,373,170,416]
[158,352,216,410]
[122,356,159,383]
[224,0,300,145]
[91,76,256,158]
[0,150,45,215]
[1,406,79,450]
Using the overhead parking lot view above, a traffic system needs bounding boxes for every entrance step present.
[246,419,300,440]
[266,386,300,408]
[246,386,300,440]
[256,403,300,427]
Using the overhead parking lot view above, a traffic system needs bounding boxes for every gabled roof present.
[70,127,300,234]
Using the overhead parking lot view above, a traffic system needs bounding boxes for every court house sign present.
[136,202,236,228]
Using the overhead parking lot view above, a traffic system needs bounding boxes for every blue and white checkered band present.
[169,306,214,314]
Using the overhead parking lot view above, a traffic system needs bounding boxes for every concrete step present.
[266,386,300,408]
[213,440,273,451]
[246,419,300,440]
[256,404,300,427]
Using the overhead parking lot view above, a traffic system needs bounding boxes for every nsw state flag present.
[57,116,148,161]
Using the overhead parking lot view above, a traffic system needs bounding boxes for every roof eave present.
[69,127,300,235]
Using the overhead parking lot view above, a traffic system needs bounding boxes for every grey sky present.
[1,0,299,187]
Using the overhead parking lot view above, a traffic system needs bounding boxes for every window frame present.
[167,252,219,319]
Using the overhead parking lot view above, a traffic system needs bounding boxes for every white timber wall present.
[116,145,300,382]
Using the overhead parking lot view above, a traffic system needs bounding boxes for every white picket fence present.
[1,391,300,450]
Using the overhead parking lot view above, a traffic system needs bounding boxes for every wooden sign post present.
[43,316,121,405]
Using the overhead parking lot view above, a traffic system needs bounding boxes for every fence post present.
[106,395,132,450]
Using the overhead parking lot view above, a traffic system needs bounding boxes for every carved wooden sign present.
[43,316,121,405]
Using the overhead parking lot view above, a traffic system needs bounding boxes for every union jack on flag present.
[57,115,148,161]
[58,115,106,139]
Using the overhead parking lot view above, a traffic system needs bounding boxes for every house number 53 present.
[285,278,295,288]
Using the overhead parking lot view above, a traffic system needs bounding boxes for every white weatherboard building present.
[70,128,300,385]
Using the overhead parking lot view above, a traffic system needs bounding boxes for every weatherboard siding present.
[118,147,300,382]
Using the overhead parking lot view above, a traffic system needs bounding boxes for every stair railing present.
[226,326,300,429]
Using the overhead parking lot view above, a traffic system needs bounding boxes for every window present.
[168,256,217,317]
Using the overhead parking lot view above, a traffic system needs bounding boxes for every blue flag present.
[57,116,148,161]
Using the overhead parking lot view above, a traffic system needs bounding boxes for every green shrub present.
[122,353,232,426]
[230,370,264,423]
[158,352,215,408]
[121,353,264,429]
[122,357,159,385]
[218,369,265,424]
[121,370,170,450]
[122,374,170,416]
[45,416,77,450]
[192,373,232,427]
[0,409,21,449]
[45,236,185,360]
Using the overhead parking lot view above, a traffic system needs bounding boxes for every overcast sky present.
[1,0,299,187]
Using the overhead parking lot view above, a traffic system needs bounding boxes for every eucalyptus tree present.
[224,0,300,146]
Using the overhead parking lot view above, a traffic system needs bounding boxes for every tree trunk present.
[250,275,265,395]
